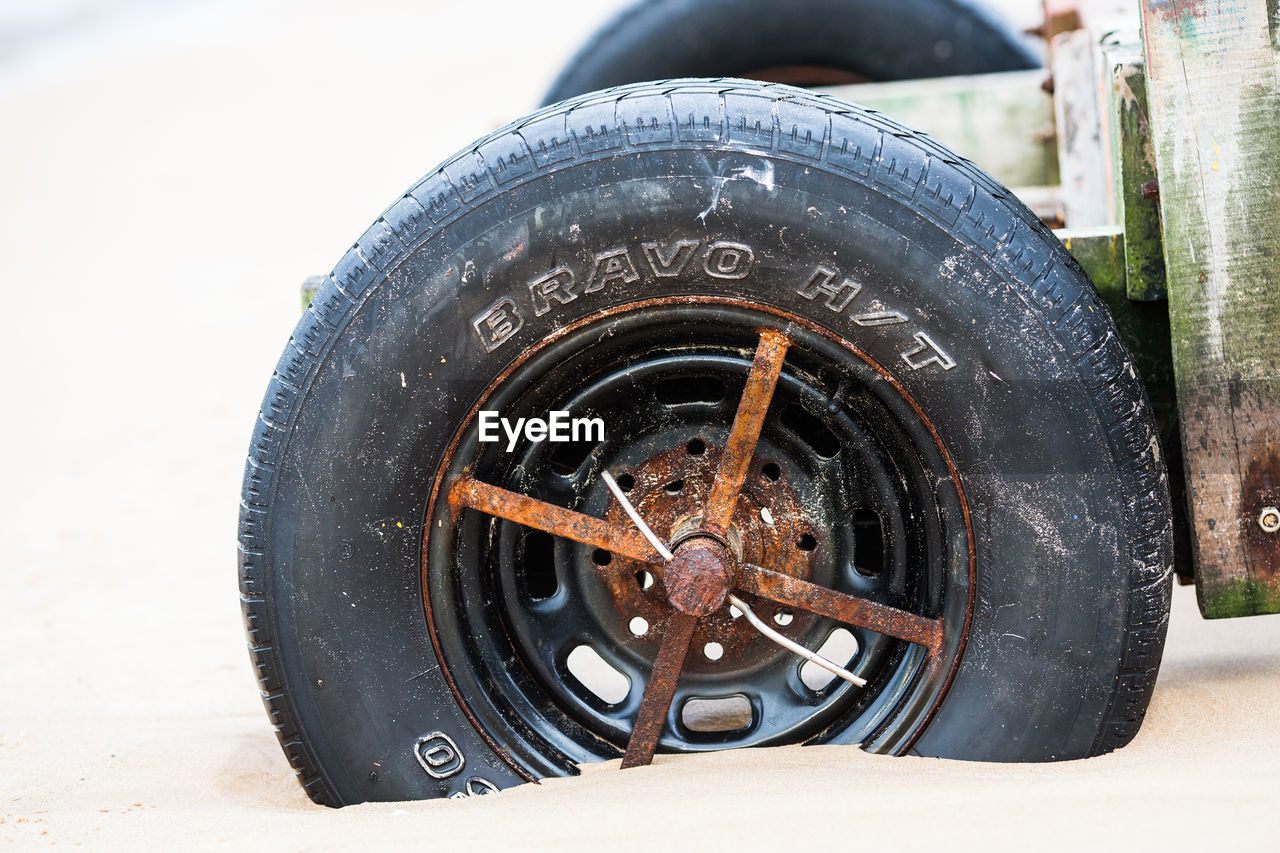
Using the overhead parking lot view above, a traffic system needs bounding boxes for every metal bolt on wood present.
[1259,507,1280,534]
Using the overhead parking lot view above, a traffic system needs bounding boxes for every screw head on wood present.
[1259,506,1280,534]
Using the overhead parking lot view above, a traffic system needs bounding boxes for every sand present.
[1,1,1276,849]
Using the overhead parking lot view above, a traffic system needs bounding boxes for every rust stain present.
[448,477,664,565]
[1242,450,1280,581]
[599,440,819,665]
[663,537,732,616]
[1146,0,1209,23]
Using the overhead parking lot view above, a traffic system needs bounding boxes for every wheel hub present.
[662,536,733,616]
[597,440,821,662]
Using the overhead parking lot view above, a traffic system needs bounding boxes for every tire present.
[239,78,1173,807]
[542,0,1040,105]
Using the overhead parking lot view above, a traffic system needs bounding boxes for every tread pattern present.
[240,78,1173,803]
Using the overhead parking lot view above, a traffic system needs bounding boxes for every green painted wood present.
[1105,46,1167,301]
[1058,226,1126,291]
[1142,0,1280,617]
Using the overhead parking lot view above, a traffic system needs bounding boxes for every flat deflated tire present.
[239,79,1173,806]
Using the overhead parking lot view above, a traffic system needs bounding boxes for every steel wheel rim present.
[422,298,975,777]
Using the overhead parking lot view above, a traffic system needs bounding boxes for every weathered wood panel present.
[1141,0,1280,617]
[1103,45,1167,301]
[1052,30,1112,226]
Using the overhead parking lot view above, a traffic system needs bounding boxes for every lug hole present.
[773,609,794,627]
[685,437,706,456]
[853,509,884,576]
[703,642,724,661]
[801,628,859,691]
[796,533,817,552]
[615,473,635,492]
[682,695,752,733]
[566,645,630,704]
[521,530,558,599]
[592,548,613,566]
[635,570,654,590]
[761,462,781,482]
[628,616,649,637]
[664,478,685,494]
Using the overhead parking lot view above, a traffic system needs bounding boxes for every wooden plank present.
[1051,30,1112,225]
[1102,44,1167,301]
[1142,0,1280,617]
[1045,4,1145,226]
[1094,33,1124,223]
[821,70,1058,189]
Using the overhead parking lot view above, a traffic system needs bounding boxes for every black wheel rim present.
[423,299,973,778]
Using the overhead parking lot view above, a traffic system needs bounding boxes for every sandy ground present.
[1,0,1277,849]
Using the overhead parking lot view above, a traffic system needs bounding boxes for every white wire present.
[601,470,673,561]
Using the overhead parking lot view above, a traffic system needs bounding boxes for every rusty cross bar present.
[735,564,943,654]
[703,330,790,537]
[620,612,698,768]
[448,477,665,565]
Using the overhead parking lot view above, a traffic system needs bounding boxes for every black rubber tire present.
[240,78,1173,807]
[542,0,1040,105]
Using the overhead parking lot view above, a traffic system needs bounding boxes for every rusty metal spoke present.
[735,563,943,653]
[620,611,698,769]
[703,330,791,535]
[448,477,664,566]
